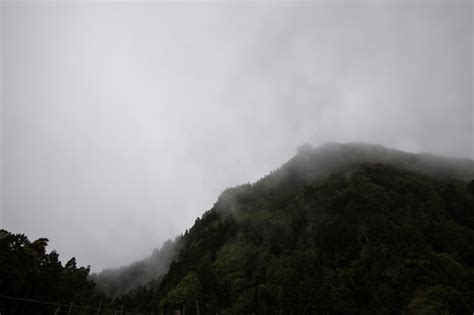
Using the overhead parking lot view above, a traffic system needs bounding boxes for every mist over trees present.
[91,237,182,297]
[2,1,472,313]
[104,143,474,313]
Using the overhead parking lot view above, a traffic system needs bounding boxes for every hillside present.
[109,143,474,314]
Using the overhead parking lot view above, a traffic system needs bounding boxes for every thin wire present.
[0,294,119,312]
[0,294,162,314]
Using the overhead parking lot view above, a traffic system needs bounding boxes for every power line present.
[0,294,127,314]
[0,294,163,315]
[0,294,98,311]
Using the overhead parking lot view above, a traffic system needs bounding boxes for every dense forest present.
[2,143,474,314]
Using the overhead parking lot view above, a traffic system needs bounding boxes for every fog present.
[1,1,472,271]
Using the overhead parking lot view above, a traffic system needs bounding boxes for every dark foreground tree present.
[0,230,102,314]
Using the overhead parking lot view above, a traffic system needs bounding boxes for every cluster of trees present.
[0,230,103,313]
[113,162,474,314]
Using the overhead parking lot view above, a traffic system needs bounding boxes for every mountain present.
[104,143,474,314]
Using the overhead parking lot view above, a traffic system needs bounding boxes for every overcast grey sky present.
[1,1,473,271]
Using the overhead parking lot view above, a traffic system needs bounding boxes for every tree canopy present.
[0,230,100,313]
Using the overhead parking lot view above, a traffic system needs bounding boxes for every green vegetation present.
[116,162,474,314]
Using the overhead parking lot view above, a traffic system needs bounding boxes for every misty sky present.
[1,1,473,271]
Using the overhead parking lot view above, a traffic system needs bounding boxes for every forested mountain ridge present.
[91,143,474,301]
[2,143,474,314]
[273,142,474,183]
[111,143,474,314]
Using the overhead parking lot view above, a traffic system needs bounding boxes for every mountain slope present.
[112,143,474,314]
